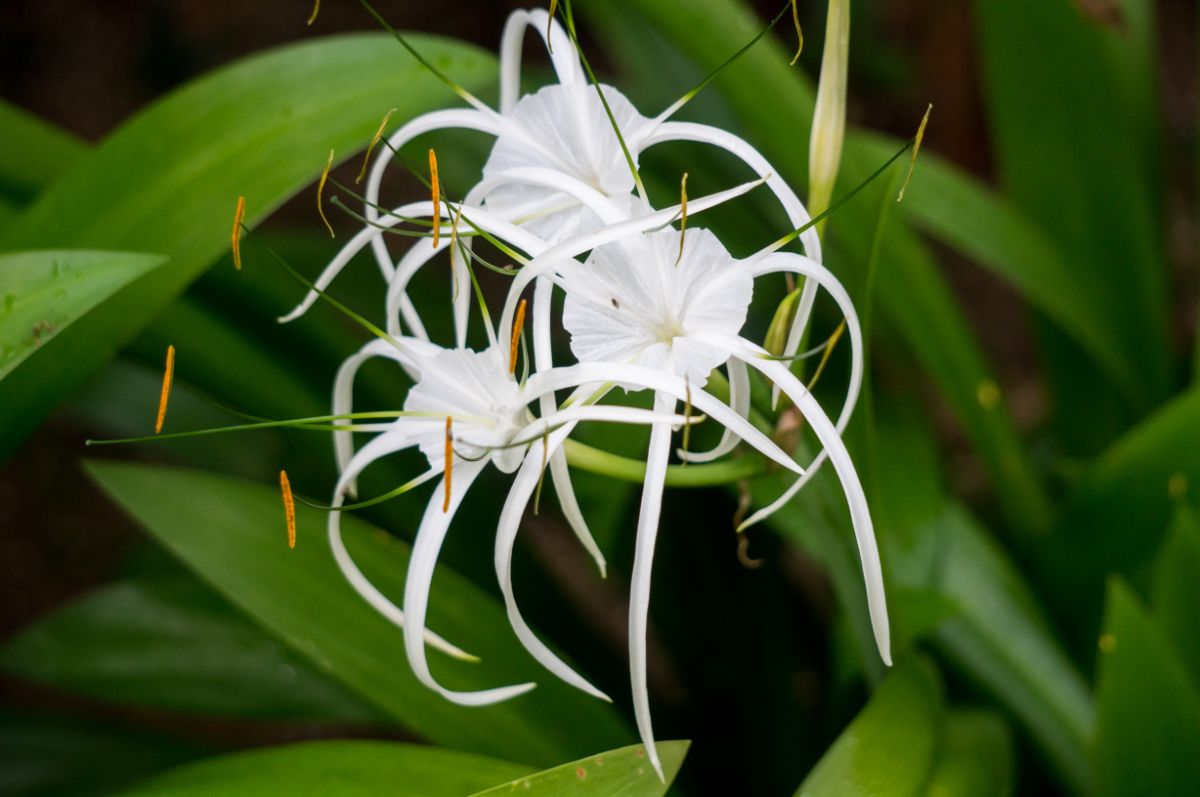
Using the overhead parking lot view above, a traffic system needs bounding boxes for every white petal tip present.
[880,648,893,667]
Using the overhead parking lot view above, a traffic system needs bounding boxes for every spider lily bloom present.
[283,177,765,577]
[498,225,889,778]
[326,340,799,706]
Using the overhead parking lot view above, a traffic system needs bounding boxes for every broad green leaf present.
[794,659,943,797]
[116,741,530,797]
[1049,389,1200,634]
[585,0,1051,536]
[1151,505,1200,686]
[974,0,1169,423]
[1,576,379,723]
[0,711,202,797]
[469,742,688,796]
[0,33,496,459]
[922,711,1013,797]
[0,100,87,203]
[0,250,168,381]
[852,131,1139,404]
[1092,580,1200,797]
[84,460,628,766]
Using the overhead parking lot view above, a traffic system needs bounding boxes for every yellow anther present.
[280,470,296,549]
[675,172,689,266]
[307,0,320,26]
[155,344,175,434]
[510,298,528,374]
[356,108,397,184]
[807,320,846,391]
[443,416,453,512]
[231,196,246,270]
[317,148,335,238]
[898,104,933,202]
[429,148,441,249]
[976,380,1001,410]
[547,1,559,49]
[789,0,804,65]
[1098,632,1117,653]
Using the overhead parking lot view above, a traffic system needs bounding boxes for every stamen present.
[443,416,453,512]
[231,196,246,270]
[789,0,803,65]
[429,148,441,249]
[533,427,549,514]
[356,108,397,184]
[307,0,320,25]
[318,148,335,237]
[898,104,933,203]
[449,202,464,301]
[155,344,175,434]
[280,470,297,548]
[675,173,689,267]
[510,298,528,374]
[806,320,846,390]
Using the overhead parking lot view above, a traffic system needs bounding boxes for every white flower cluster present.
[283,9,889,777]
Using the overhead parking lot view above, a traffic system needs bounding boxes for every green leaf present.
[1049,389,1200,634]
[852,131,1140,404]
[115,741,530,797]
[469,742,688,796]
[0,711,202,797]
[84,460,627,766]
[1,576,380,723]
[0,100,87,203]
[0,33,496,459]
[921,711,1014,797]
[1151,504,1200,686]
[1092,580,1200,797]
[794,659,943,797]
[974,0,1169,420]
[0,249,168,382]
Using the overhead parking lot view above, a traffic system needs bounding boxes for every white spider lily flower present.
[326,340,801,708]
[285,177,764,581]
[507,225,889,779]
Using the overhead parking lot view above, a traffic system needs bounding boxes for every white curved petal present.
[739,351,890,666]
[747,252,864,436]
[677,359,749,463]
[328,432,472,661]
[525,362,803,476]
[403,459,538,705]
[495,428,611,701]
[331,338,413,497]
[640,121,822,263]
[628,393,675,781]
[548,447,606,577]
[499,9,582,114]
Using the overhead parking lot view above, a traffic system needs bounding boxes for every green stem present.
[563,439,767,487]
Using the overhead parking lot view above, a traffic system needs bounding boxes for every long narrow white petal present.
[331,338,413,497]
[526,362,804,475]
[548,446,607,577]
[329,434,472,661]
[498,9,582,114]
[494,427,611,701]
[403,459,538,705]
[740,353,891,666]
[677,359,749,463]
[629,393,676,781]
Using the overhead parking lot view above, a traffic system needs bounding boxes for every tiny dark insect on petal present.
[611,297,620,309]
